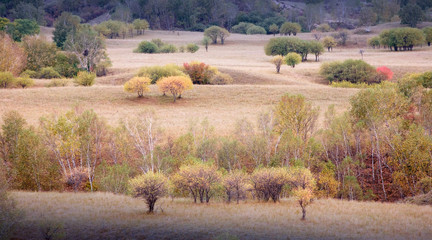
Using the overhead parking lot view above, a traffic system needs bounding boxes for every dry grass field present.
[2,25,432,134]
[10,191,432,240]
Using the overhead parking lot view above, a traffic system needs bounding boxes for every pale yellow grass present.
[10,191,432,240]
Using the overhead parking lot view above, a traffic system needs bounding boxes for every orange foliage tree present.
[376,66,393,81]
[0,34,27,75]
[124,77,151,97]
[183,61,217,84]
[157,76,193,102]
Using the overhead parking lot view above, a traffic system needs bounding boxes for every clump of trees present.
[5,19,40,42]
[322,36,337,52]
[232,22,266,35]
[204,26,230,45]
[137,64,186,84]
[379,27,425,51]
[265,37,324,62]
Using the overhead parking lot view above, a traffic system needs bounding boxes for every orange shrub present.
[157,76,193,102]
[0,34,27,75]
[183,61,217,84]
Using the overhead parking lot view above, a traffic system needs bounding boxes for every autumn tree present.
[157,76,193,102]
[223,170,249,203]
[124,77,151,97]
[173,163,221,203]
[0,72,15,88]
[0,34,27,75]
[129,172,168,213]
[183,62,218,84]
[288,167,316,220]
[271,55,283,73]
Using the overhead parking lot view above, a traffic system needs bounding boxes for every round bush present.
[159,44,178,53]
[0,71,15,88]
[186,43,199,53]
[320,59,378,84]
[210,72,233,85]
[137,64,185,84]
[246,26,267,35]
[74,71,96,86]
[135,41,158,53]
[16,76,34,88]
[21,70,39,78]
[285,52,302,68]
[38,67,61,79]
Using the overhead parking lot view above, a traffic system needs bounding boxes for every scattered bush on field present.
[22,36,58,72]
[159,44,178,53]
[15,75,34,88]
[204,26,230,44]
[46,78,69,87]
[246,25,267,35]
[0,72,15,88]
[38,67,61,79]
[21,70,39,78]
[322,36,337,51]
[231,22,254,34]
[331,30,349,46]
[376,66,393,81]
[251,167,289,202]
[320,59,379,84]
[137,64,185,84]
[368,36,381,49]
[151,39,164,48]
[173,163,221,203]
[74,71,96,86]
[315,23,333,32]
[271,55,284,73]
[279,22,301,36]
[269,23,279,36]
[54,52,80,78]
[265,37,324,62]
[210,72,233,85]
[129,172,168,213]
[157,76,193,102]
[135,41,158,53]
[186,43,199,53]
[183,61,218,84]
[379,27,424,51]
[284,53,301,68]
[124,77,151,97]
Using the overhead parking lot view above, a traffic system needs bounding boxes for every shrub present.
[135,41,158,53]
[129,172,168,213]
[271,55,284,73]
[246,25,267,35]
[38,67,61,79]
[151,39,164,48]
[137,64,185,84]
[186,43,199,53]
[157,76,193,102]
[231,22,254,34]
[287,167,316,220]
[210,72,233,85]
[285,53,302,68]
[172,163,221,203]
[269,23,279,36]
[54,52,80,78]
[179,46,185,53]
[46,78,69,87]
[376,66,393,81]
[368,36,381,49]
[21,70,39,78]
[124,77,151,97]
[322,36,337,51]
[74,71,96,86]
[379,27,425,51]
[183,61,218,84]
[0,72,16,88]
[0,34,27,75]
[204,26,230,44]
[332,30,349,46]
[15,75,34,88]
[159,44,178,53]
[320,59,378,84]
[22,36,58,71]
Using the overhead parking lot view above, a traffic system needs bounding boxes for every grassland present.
[10,191,432,240]
[3,25,432,134]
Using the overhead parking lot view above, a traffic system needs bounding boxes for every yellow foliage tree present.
[124,77,151,97]
[157,76,193,102]
[129,172,168,213]
[0,34,27,75]
[271,55,283,73]
[288,167,316,220]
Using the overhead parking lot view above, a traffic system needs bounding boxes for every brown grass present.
[10,191,432,240]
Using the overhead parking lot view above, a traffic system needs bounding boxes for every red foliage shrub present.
[183,62,216,84]
[376,66,393,81]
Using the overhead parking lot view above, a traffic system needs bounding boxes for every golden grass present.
[10,191,432,239]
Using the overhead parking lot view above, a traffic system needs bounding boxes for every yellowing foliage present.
[157,76,193,102]
[129,172,168,213]
[124,77,151,97]
[0,34,27,75]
